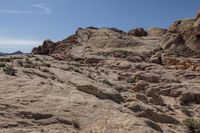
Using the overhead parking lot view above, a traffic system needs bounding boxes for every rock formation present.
[0,11,200,133]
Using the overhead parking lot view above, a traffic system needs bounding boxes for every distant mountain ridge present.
[0,51,24,56]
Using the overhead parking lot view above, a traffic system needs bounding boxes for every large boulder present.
[32,39,55,55]
[128,28,148,37]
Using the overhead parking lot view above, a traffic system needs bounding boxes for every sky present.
[0,0,199,53]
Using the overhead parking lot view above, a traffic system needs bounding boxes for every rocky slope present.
[0,11,200,133]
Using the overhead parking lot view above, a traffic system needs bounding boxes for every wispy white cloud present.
[0,3,51,14]
[0,9,33,14]
[0,38,41,46]
[33,4,51,14]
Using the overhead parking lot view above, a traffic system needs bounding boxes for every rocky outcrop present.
[147,28,167,37]
[128,28,148,37]
[0,10,199,133]
[161,11,200,55]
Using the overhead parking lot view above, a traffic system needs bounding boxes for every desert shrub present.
[0,63,6,67]
[102,79,113,86]
[3,65,17,76]
[0,58,11,62]
[71,118,81,129]
[183,118,200,133]
[181,107,193,117]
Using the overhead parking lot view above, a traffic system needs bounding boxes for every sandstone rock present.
[158,88,172,96]
[133,72,161,83]
[162,56,180,66]
[126,56,142,63]
[185,32,200,53]
[180,90,200,104]
[3,10,200,133]
[171,87,187,96]
[149,52,162,64]
[0,56,162,132]
[143,119,163,132]
[194,18,200,27]
[131,81,149,92]
[161,33,185,50]
[76,84,123,103]
[137,109,180,124]
[84,57,103,64]
[168,19,195,33]
[147,28,167,36]
[135,93,148,103]
[50,69,124,103]
[160,11,200,55]
[124,101,154,113]
[146,90,166,106]
[32,39,55,55]
[196,10,200,19]
[125,101,179,124]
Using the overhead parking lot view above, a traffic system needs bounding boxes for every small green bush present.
[181,107,192,116]
[0,63,6,67]
[102,79,113,86]
[183,118,200,133]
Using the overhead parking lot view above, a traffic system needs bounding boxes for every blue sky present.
[0,0,199,53]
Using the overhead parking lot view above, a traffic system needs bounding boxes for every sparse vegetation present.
[181,107,193,117]
[183,118,200,133]
[3,65,17,76]
[102,79,113,86]
[71,118,81,129]
[0,63,6,68]
[0,58,11,62]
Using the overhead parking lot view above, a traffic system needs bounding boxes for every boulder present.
[32,39,55,55]
[128,28,148,37]
[147,28,167,36]
[180,90,200,104]
[137,109,180,124]
[131,81,149,92]
[133,72,161,83]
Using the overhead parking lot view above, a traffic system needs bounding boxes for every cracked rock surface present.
[0,11,200,133]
